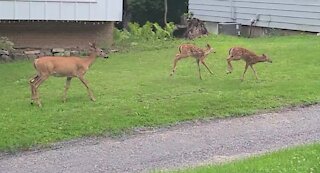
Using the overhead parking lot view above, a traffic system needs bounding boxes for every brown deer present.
[226,47,272,81]
[170,43,215,79]
[29,42,108,107]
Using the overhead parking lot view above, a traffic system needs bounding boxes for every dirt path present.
[1,105,320,173]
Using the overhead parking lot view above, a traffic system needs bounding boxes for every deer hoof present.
[91,98,96,102]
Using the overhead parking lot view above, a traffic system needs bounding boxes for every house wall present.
[0,0,122,48]
[0,0,122,21]
[189,0,320,33]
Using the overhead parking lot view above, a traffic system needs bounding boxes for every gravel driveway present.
[1,105,320,173]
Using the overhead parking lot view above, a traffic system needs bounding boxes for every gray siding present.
[0,0,122,21]
[189,0,320,32]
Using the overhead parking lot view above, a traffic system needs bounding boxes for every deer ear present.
[89,42,96,48]
[206,44,211,48]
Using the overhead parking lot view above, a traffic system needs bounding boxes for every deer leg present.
[241,63,249,81]
[250,65,259,80]
[29,74,40,104]
[170,54,182,77]
[78,76,96,101]
[201,60,213,75]
[226,56,233,74]
[63,77,72,102]
[196,59,202,80]
[33,76,49,107]
[29,74,44,105]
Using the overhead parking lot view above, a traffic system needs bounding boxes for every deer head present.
[89,42,109,59]
[205,44,216,55]
[261,53,272,63]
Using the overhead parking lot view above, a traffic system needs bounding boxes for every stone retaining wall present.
[0,48,89,63]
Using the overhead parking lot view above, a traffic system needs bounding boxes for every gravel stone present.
[52,48,65,53]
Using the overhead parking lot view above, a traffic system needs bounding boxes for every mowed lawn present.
[0,35,319,151]
[172,143,320,173]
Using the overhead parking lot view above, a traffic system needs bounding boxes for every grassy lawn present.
[0,35,319,151]
[171,143,320,173]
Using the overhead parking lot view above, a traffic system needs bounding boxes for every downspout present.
[248,14,260,38]
[230,0,236,22]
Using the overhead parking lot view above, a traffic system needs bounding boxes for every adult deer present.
[170,43,215,80]
[29,42,108,107]
[226,47,272,81]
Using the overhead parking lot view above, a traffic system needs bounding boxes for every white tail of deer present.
[170,43,215,79]
[226,47,272,81]
[29,42,108,107]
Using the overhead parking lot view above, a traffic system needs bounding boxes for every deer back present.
[179,44,209,57]
[34,56,86,76]
[230,47,271,64]
[229,47,256,57]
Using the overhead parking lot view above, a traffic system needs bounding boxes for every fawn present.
[170,43,215,79]
[226,47,272,81]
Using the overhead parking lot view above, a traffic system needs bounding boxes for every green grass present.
[0,35,320,151]
[171,143,320,173]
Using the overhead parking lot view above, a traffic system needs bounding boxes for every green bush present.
[155,22,176,39]
[113,22,178,52]
[141,21,156,39]
[0,37,14,50]
[114,22,176,42]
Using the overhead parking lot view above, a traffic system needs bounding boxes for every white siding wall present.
[0,0,122,21]
[189,0,320,32]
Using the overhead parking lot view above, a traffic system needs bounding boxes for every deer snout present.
[268,59,272,63]
[101,52,108,59]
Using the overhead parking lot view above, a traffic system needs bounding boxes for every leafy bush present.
[114,29,131,42]
[128,22,142,39]
[114,22,176,42]
[113,22,178,52]
[141,21,156,39]
[0,37,14,50]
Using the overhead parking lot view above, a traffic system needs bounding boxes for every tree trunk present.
[164,0,168,24]
[122,0,130,29]
[183,18,209,39]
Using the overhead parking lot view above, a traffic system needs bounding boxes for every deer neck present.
[84,51,97,68]
[204,48,211,56]
[256,55,266,62]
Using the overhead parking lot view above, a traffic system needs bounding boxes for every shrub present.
[114,22,176,42]
[0,37,14,50]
